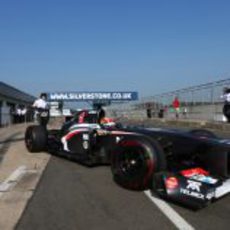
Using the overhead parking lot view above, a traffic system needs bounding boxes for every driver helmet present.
[98,108,116,127]
[100,117,116,128]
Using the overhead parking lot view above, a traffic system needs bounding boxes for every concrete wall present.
[0,101,11,126]
[185,104,224,121]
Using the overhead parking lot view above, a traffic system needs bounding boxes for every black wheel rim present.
[118,146,147,178]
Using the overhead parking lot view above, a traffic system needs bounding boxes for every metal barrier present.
[108,78,230,122]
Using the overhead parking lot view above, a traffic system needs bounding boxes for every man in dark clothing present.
[221,87,230,122]
[146,103,152,118]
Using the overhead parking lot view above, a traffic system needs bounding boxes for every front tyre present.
[111,135,166,191]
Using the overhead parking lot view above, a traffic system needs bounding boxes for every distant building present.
[0,81,35,126]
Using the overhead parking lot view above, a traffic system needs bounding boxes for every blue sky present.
[1,0,230,97]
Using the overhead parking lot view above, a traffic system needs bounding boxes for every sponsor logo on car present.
[180,180,205,200]
[190,174,218,184]
[186,180,201,192]
[165,177,179,190]
[83,141,89,150]
[83,134,89,141]
[180,188,205,199]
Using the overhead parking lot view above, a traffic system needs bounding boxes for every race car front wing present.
[153,168,230,209]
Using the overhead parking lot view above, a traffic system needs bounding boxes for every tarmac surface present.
[0,119,230,230]
[16,156,230,230]
[16,156,176,230]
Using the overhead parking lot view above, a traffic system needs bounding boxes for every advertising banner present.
[47,92,138,101]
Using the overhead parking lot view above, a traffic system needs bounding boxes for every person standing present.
[32,93,50,127]
[172,96,180,119]
[146,103,152,118]
[15,105,22,123]
[182,107,188,119]
[221,87,230,122]
[21,106,27,123]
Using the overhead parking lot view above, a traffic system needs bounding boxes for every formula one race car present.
[25,109,230,209]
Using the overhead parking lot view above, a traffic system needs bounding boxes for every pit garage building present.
[0,81,35,126]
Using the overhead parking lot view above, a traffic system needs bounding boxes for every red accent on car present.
[180,167,209,177]
[119,139,155,187]
[65,131,81,140]
[65,129,87,141]
[120,140,140,147]
[165,177,179,190]
[144,157,154,186]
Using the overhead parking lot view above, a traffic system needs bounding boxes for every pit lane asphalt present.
[16,156,176,230]
[16,155,230,230]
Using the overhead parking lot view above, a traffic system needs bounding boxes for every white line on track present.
[144,190,195,230]
[0,166,27,196]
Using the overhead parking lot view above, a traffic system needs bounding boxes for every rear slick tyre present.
[25,125,47,152]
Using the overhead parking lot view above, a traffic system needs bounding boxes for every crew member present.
[32,93,49,126]
[33,93,49,109]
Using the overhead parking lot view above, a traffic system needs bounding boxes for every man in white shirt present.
[32,93,50,126]
[33,93,49,109]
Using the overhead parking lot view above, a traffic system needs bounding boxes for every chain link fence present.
[108,78,230,122]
